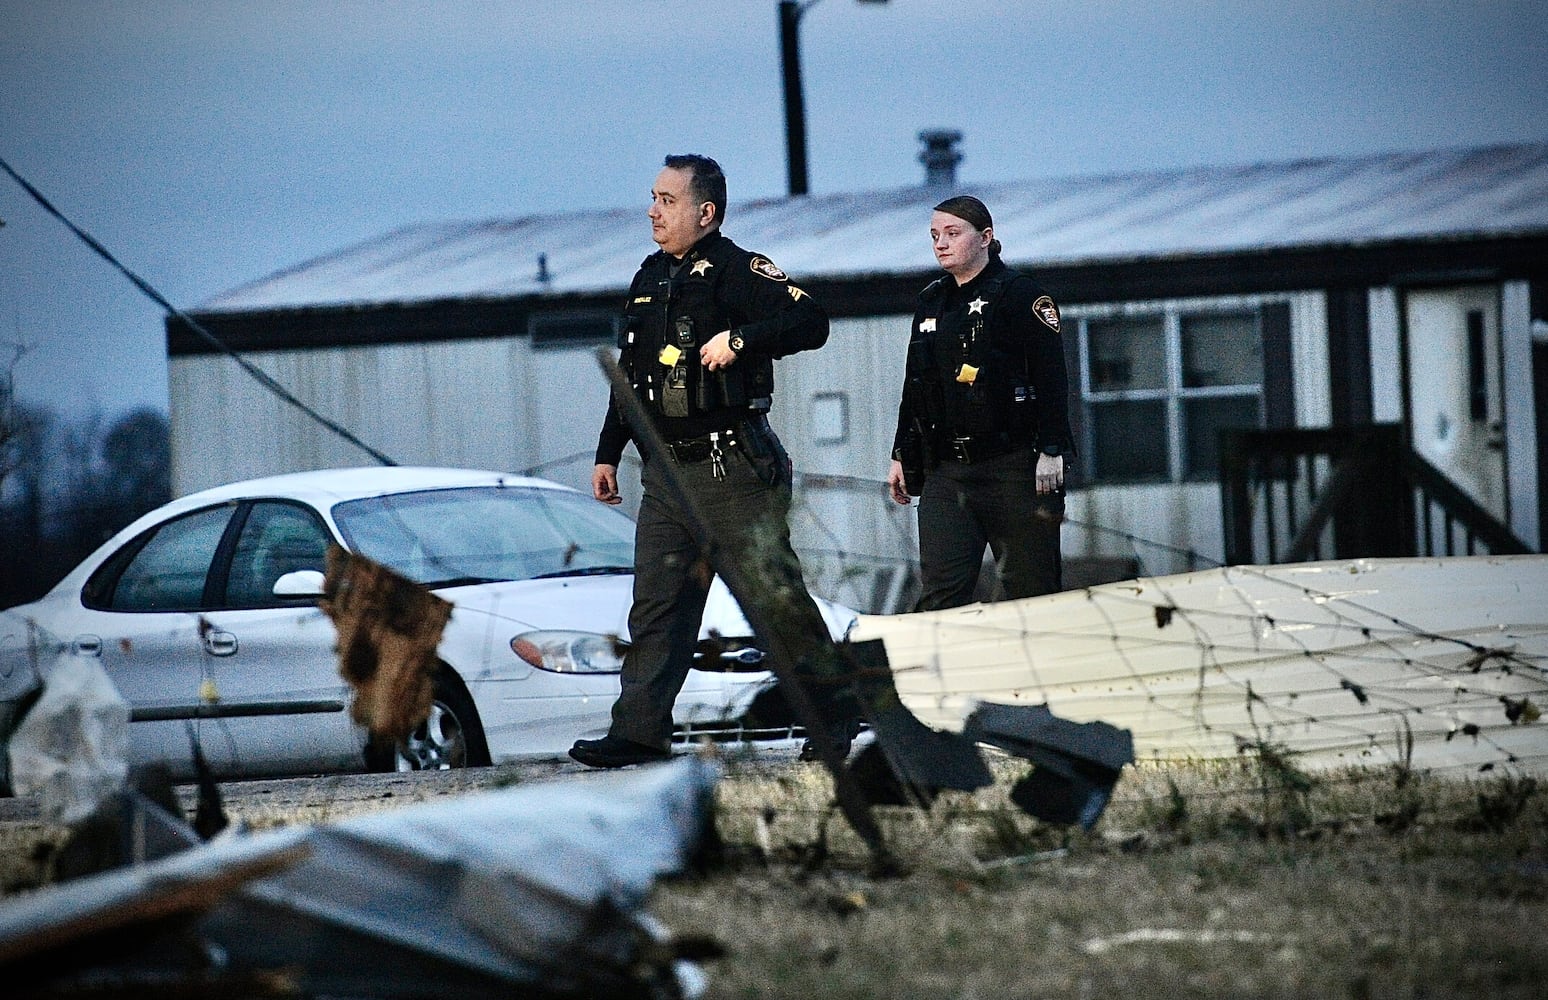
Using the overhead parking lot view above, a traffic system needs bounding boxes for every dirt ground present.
[4,750,1547,999]
[0,746,802,897]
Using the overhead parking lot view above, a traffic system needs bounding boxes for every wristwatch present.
[728,333,745,355]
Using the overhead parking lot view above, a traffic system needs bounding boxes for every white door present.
[1405,286,1507,521]
[201,501,361,777]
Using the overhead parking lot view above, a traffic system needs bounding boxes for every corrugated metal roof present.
[201,142,1548,313]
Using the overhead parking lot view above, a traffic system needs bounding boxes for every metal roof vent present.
[918,129,963,187]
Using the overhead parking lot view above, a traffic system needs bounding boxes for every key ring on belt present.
[709,431,726,480]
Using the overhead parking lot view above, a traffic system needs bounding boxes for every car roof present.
[30,467,590,602]
[174,466,574,510]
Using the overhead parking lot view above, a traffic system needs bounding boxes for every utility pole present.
[778,0,811,197]
[779,0,887,197]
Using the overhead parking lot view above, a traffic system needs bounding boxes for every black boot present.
[569,734,671,768]
[798,723,854,762]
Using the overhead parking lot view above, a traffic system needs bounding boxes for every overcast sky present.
[2,1,1545,422]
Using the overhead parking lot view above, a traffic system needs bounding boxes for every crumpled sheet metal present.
[840,640,1130,829]
[0,611,51,704]
[8,649,130,824]
[1,756,719,998]
[852,556,1548,775]
[963,702,1136,830]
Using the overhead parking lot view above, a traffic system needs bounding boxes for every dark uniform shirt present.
[892,256,1074,463]
[596,229,828,465]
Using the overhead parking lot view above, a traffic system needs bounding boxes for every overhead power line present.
[0,154,397,467]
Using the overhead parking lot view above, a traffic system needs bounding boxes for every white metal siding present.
[1369,287,1403,424]
[771,314,920,609]
[1289,291,1331,426]
[1064,483,1224,572]
[1501,280,1539,549]
[772,313,909,483]
[169,337,614,497]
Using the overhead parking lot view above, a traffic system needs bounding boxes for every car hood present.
[439,574,857,642]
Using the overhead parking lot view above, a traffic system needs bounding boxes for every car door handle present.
[203,630,239,656]
[72,635,103,657]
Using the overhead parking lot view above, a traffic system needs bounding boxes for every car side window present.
[222,502,333,609]
[94,505,236,612]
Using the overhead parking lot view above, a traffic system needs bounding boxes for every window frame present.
[810,391,850,446]
[220,500,335,610]
[1071,295,1289,484]
[83,502,240,613]
[82,498,334,613]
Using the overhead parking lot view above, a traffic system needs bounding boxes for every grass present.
[3,748,1546,998]
[660,747,1548,999]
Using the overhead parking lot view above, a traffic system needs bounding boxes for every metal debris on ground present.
[0,755,722,998]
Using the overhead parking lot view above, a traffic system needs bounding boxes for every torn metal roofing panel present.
[850,555,1548,775]
[0,756,719,998]
[199,142,1548,313]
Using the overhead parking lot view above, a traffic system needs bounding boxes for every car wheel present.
[370,670,491,772]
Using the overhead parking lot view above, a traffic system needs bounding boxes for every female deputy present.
[887,195,1074,609]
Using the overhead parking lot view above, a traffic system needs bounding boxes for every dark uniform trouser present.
[610,441,832,750]
[915,447,1064,612]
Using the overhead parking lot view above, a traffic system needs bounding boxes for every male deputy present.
[569,154,835,768]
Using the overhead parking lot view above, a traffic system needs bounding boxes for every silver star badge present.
[968,297,987,315]
[690,259,713,276]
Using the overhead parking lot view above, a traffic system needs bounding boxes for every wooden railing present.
[1219,424,1531,566]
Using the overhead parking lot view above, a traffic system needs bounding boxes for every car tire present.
[366,668,491,772]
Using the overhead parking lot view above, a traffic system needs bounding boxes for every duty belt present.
[665,425,742,478]
[941,432,1018,465]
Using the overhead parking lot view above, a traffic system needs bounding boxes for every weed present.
[5,755,1548,998]
[1459,775,1539,833]
[1235,738,1317,836]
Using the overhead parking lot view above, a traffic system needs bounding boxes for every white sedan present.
[0,467,856,787]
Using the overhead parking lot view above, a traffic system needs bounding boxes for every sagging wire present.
[789,470,918,564]
[874,554,1543,773]
[518,448,595,478]
[783,476,1223,609]
[0,154,397,467]
[1061,513,1224,575]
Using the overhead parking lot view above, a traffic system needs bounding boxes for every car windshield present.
[331,485,635,587]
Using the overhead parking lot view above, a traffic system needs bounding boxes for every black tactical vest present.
[619,244,773,425]
[907,272,1038,442]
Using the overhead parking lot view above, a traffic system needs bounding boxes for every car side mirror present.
[272,569,326,598]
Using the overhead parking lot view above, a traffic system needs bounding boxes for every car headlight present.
[511,631,627,674]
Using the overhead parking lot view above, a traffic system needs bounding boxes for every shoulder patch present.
[1032,295,1061,333]
[749,256,788,282]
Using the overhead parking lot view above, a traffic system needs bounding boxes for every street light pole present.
[779,0,886,198]
[778,0,812,197]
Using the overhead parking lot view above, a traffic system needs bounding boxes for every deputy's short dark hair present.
[664,154,728,226]
[933,195,992,232]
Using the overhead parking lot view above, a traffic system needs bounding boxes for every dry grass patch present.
[1,748,1544,998]
[655,748,1548,998]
